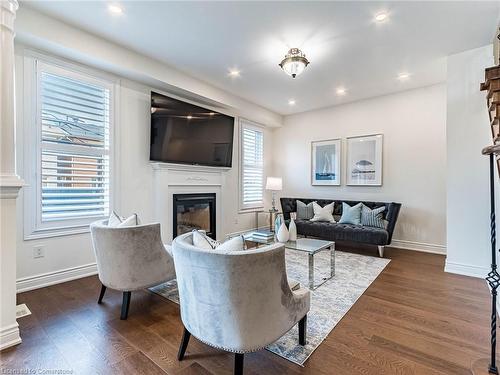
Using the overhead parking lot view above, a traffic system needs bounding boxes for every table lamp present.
[266,176,282,213]
[266,176,282,232]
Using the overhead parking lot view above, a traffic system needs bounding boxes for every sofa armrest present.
[385,203,402,244]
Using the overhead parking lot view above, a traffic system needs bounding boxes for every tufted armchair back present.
[90,220,176,291]
[172,232,310,353]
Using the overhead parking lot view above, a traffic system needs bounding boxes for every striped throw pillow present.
[296,200,315,220]
[360,204,386,228]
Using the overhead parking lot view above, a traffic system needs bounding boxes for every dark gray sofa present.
[280,198,402,257]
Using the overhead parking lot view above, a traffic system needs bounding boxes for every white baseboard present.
[16,263,98,293]
[0,323,21,351]
[388,239,446,255]
[444,260,490,278]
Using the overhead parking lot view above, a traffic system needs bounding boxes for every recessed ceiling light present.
[187,115,193,120]
[336,87,346,96]
[374,12,388,22]
[209,112,215,116]
[398,72,410,81]
[108,4,123,15]
[228,69,240,77]
[288,99,296,106]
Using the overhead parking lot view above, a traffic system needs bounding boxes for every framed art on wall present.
[346,134,383,186]
[311,139,341,185]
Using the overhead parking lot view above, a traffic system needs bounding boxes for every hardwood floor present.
[0,247,492,374]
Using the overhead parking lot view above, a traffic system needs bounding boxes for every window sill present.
[24,224,93,241]
[238,207,265,214]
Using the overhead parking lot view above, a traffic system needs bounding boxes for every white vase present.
[288,218,297,241]
[277,222,289,243]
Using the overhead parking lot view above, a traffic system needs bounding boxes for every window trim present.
[238,118,265,213]
[23,52,119,240]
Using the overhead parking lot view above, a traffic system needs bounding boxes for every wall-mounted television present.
[150,92,235,167]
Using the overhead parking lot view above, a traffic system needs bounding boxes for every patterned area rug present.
[149,249,390,366]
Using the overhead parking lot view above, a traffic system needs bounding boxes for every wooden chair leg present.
[234,353,244,375]
[120,291,131,320]
[177,327,191,361]
[299,314,307,345]
[97,284,107,304]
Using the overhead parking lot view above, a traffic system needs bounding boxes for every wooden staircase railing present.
[472,27,500,375]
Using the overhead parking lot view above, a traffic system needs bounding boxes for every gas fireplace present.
[173,193,216,239]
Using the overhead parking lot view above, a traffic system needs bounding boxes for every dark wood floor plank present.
[1,247,493,375]
[175,362,213,375]
[112,351,168,375]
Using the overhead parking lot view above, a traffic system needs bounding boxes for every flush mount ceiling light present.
[336,87,347,96]
[228,69,241,77]
[279,48,310,78]
[398,72,410,81]
[374,12,388,22]
[108,4,123,15]
[288,99,296,106]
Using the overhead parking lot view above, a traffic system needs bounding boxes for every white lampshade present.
[265,176,282,191]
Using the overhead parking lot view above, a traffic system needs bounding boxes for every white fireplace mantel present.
[151,162,230,242]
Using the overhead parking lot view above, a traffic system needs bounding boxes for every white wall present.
[445,44,494,278]
[272,84,447,253]
[14,43,275,290]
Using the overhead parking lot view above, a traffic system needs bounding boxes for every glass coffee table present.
[285,238,335,290]
[243,233,335,290]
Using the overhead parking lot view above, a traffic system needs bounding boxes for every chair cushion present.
[295,220,389,245]
[192,230,245,253]
[107,212,140,228]
[117,214,139,227]
[216,236,246,252]
[192,230,220,249]
[108,211,123,227]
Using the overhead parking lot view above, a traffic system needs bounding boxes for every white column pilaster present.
[0,0,23,350]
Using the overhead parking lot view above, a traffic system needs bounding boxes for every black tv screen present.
[150,92,234,167]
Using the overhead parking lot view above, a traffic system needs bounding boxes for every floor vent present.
[16,303,32,319]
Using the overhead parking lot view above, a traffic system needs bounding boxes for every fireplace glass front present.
[173,193,216,239]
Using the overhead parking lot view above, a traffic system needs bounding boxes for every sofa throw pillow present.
[192,230,245,253]
[310,202,335,223]
[360,204,386,228]
[339,202,363,225]
[296,200,315,220]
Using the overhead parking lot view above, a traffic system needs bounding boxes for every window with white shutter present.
[25,58,114,238]
[239,120,264,210]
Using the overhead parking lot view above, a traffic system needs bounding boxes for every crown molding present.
[0,0,18,31]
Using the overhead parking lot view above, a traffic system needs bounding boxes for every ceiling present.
[23,1,500,115]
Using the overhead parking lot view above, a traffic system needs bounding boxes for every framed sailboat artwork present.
[311,139,341,185]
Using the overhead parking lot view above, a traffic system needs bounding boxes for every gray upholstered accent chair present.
[90,220,176,320]
[172,232,311,375]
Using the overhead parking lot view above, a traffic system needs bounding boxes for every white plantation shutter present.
[38,68,111,222]
[240,122,264,209]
